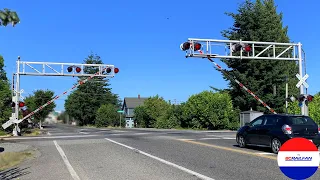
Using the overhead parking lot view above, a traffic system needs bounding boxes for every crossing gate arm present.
[206,56,277,114]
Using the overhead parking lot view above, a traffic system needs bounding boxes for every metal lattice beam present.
[18,61,117,77]
[184,38,300,61]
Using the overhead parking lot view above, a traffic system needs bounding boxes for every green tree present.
[133,95,170,128]
[65,52,120,126]
[0,55,12,131]
[308,94,320,124]
[183,91,240,130]
[156,103,185,129]
[133,106,149,128]
[221,0,299,114]
[95,104,119,127]
[0,8,20,27]
[24,89,56,124]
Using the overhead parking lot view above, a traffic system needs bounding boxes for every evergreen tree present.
[0,55,12,128]
[65,53,121,126]
[221,0,299,113]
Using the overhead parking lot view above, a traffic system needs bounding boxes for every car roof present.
[263,114,309,117]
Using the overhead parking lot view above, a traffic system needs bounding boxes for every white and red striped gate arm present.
[206,56,277,114]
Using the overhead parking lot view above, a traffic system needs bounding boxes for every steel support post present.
[297,43,306,116]
[13,57,21,136]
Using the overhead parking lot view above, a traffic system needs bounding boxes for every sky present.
[1,0,319,112]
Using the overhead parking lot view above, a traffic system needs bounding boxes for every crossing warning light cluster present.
[298,94,314,106]
[67,66,82,73]
[179,41,252,53]
[231,43,252,52]
[180,42,202,51]
[11,101,25,108]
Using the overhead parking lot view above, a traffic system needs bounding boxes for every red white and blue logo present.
[277,137,319,180]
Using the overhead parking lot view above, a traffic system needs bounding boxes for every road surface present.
[1,124,320,180]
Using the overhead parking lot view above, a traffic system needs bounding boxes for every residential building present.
[122,94,148,128]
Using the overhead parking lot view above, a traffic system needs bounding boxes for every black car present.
[236,114,320,154]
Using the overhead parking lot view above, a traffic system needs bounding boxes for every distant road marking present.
[79,132,89,134]
[178,139,277,160]
[105,138,215,180]
[47,132,51,136]
[5,134,99,140]
[222,137,236,139]
[256,152,275,155]
[53,140,81,180]
[199,138,221,140]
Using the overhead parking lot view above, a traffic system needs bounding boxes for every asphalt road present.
[1,123,320,180]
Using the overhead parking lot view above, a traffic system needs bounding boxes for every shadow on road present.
[0,147,4,153]
[233,144,272,153]
[0,167,30,180]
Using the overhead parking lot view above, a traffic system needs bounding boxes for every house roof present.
[122,97,148,109]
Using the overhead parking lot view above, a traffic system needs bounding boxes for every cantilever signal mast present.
[3,56,120,136]
[180,38,306,115]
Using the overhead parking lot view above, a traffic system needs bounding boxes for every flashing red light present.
[75,67,81,73]
[180,42,191,51]
[244,45,251,52]
[106,68,112,73]
[193,43,202,51]
[19,102,25,107]
[114,68,119,74]
[67,66,73,72]
[307,95,314,102]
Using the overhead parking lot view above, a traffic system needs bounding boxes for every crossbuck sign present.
[296,74,309,89]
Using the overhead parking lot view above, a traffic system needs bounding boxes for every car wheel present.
[237,135,246,148]
[271,138,281,154]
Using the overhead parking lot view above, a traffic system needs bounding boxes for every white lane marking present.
[199,138,221,140]
[105,138,215,180]
[79,132,89,134]
[47,132,51,136]
[221,137,236,140]
[176,139,196,141]
[6,134,99,140]
[53,140,81,180]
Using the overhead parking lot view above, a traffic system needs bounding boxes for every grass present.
[0,130,8,136]
[23,128,41,136]
[0,151,34,171]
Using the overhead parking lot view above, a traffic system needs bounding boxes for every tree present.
[156,103,185,129]
[95,104,120,127]
[0,8,20,27]
[221,0,299,113]
[133,106,149,128]
[133,95,170,128]
[24,89,56,125]
[183,91,239,130]
[0,55,12,130]
[65,52,120,126]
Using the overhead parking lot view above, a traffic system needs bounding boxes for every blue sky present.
[1,0,319,111]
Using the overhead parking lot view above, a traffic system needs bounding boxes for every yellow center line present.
[177,139,277,160]
[177,139,320,169]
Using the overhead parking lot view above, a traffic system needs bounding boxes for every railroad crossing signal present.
[296,74,309,89]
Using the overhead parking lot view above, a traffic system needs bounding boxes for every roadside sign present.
[296,74,309,88]
[277,137,319,180]
[117,110,124,113]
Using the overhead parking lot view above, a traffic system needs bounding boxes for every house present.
[122,94,148,128]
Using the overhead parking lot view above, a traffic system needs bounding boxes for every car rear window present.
[287,116,317,126]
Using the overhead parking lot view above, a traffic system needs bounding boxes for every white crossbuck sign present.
[296,74,309,88]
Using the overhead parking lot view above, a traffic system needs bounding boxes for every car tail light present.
[282,124,292,134]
